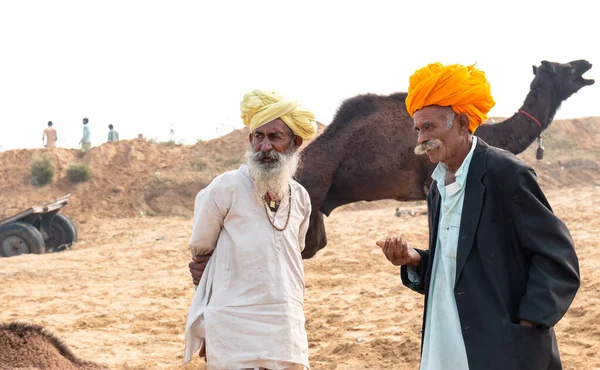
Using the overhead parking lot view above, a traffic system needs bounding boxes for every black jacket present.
[401,140,580,370]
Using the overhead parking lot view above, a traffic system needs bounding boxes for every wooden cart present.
[0,194,77,257]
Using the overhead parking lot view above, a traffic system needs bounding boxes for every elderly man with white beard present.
[184,90,316,370]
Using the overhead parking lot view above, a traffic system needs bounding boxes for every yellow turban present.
[405,63,496,133]
[240,90,317,140]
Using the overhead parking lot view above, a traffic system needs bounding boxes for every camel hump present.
[0,322,108,370]
[328,92,407,132]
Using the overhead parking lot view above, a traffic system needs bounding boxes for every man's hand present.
[189,254,212,285]
[519,319,533,327]
[518,319,548,329]
[376,236,421,267]
[199,341,206,361]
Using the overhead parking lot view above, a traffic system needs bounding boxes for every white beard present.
[245,148,300,202]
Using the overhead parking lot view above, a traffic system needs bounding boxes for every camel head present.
[532,59,594,101]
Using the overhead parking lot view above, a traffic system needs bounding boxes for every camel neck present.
[473,72,555,155]
[519,73,556,131]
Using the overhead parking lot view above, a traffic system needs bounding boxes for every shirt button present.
[463,326,471,331]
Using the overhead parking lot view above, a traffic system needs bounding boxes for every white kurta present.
[184,165,311,370]
[410,137,477,370]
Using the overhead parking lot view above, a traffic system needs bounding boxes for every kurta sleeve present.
[511,166,580,327]
[189,176,231,257]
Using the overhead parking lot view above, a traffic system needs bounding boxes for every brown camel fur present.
[297,59,594,259]
[0,322,108,370]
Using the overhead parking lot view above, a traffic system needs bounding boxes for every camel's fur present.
[0,322,108,370]
[297,59,594,258]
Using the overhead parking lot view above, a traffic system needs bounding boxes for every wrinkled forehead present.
[252,118,290,135]
[412,105,452,129]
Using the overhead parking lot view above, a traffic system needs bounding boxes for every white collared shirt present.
[417,136,478,370]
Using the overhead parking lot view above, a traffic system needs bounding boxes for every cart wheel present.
[0,222,46,257]
[45,214,78,252]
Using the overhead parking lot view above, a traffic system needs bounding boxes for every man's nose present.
[260,140,273,152]
[417,132,429,145]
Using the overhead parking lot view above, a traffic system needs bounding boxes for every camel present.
[297,59,594,259]
[0,322,108,370]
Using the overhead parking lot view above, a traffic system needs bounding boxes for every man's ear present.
[248,132,253,144]
[457,113,470,133]
[293,135,304,150]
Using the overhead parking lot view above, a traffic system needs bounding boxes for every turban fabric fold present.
[405,63,496,133]
[240,90,317,140]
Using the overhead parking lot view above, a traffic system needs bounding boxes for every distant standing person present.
[42,121,58,148]
[79,118,91,151]
[107,124,119,142]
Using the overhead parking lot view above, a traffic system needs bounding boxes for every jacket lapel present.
[425,184,441,295]
[429,186,441,253]
[455,140,488,285]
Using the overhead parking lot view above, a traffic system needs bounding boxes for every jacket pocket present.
[505,323,552,370]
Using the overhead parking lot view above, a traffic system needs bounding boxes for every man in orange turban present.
[377,63,579,370]
[405,63,496,133]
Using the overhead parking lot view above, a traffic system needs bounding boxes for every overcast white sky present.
[0,0,597,151]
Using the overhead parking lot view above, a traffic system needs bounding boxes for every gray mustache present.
[414,139,442,155]
[251,150,281,161]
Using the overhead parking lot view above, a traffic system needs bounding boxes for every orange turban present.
[405,63,496,133]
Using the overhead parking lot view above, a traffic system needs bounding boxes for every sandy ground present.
[2,186,599,369]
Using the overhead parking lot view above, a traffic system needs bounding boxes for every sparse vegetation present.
[148,137,180,147]
[30,155,55,186]
[192,156,206,171]
[66,163,91,183]
[148,174,169,195]
[160,140,178,147]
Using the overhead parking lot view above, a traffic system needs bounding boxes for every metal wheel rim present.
[1,235,30,256]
